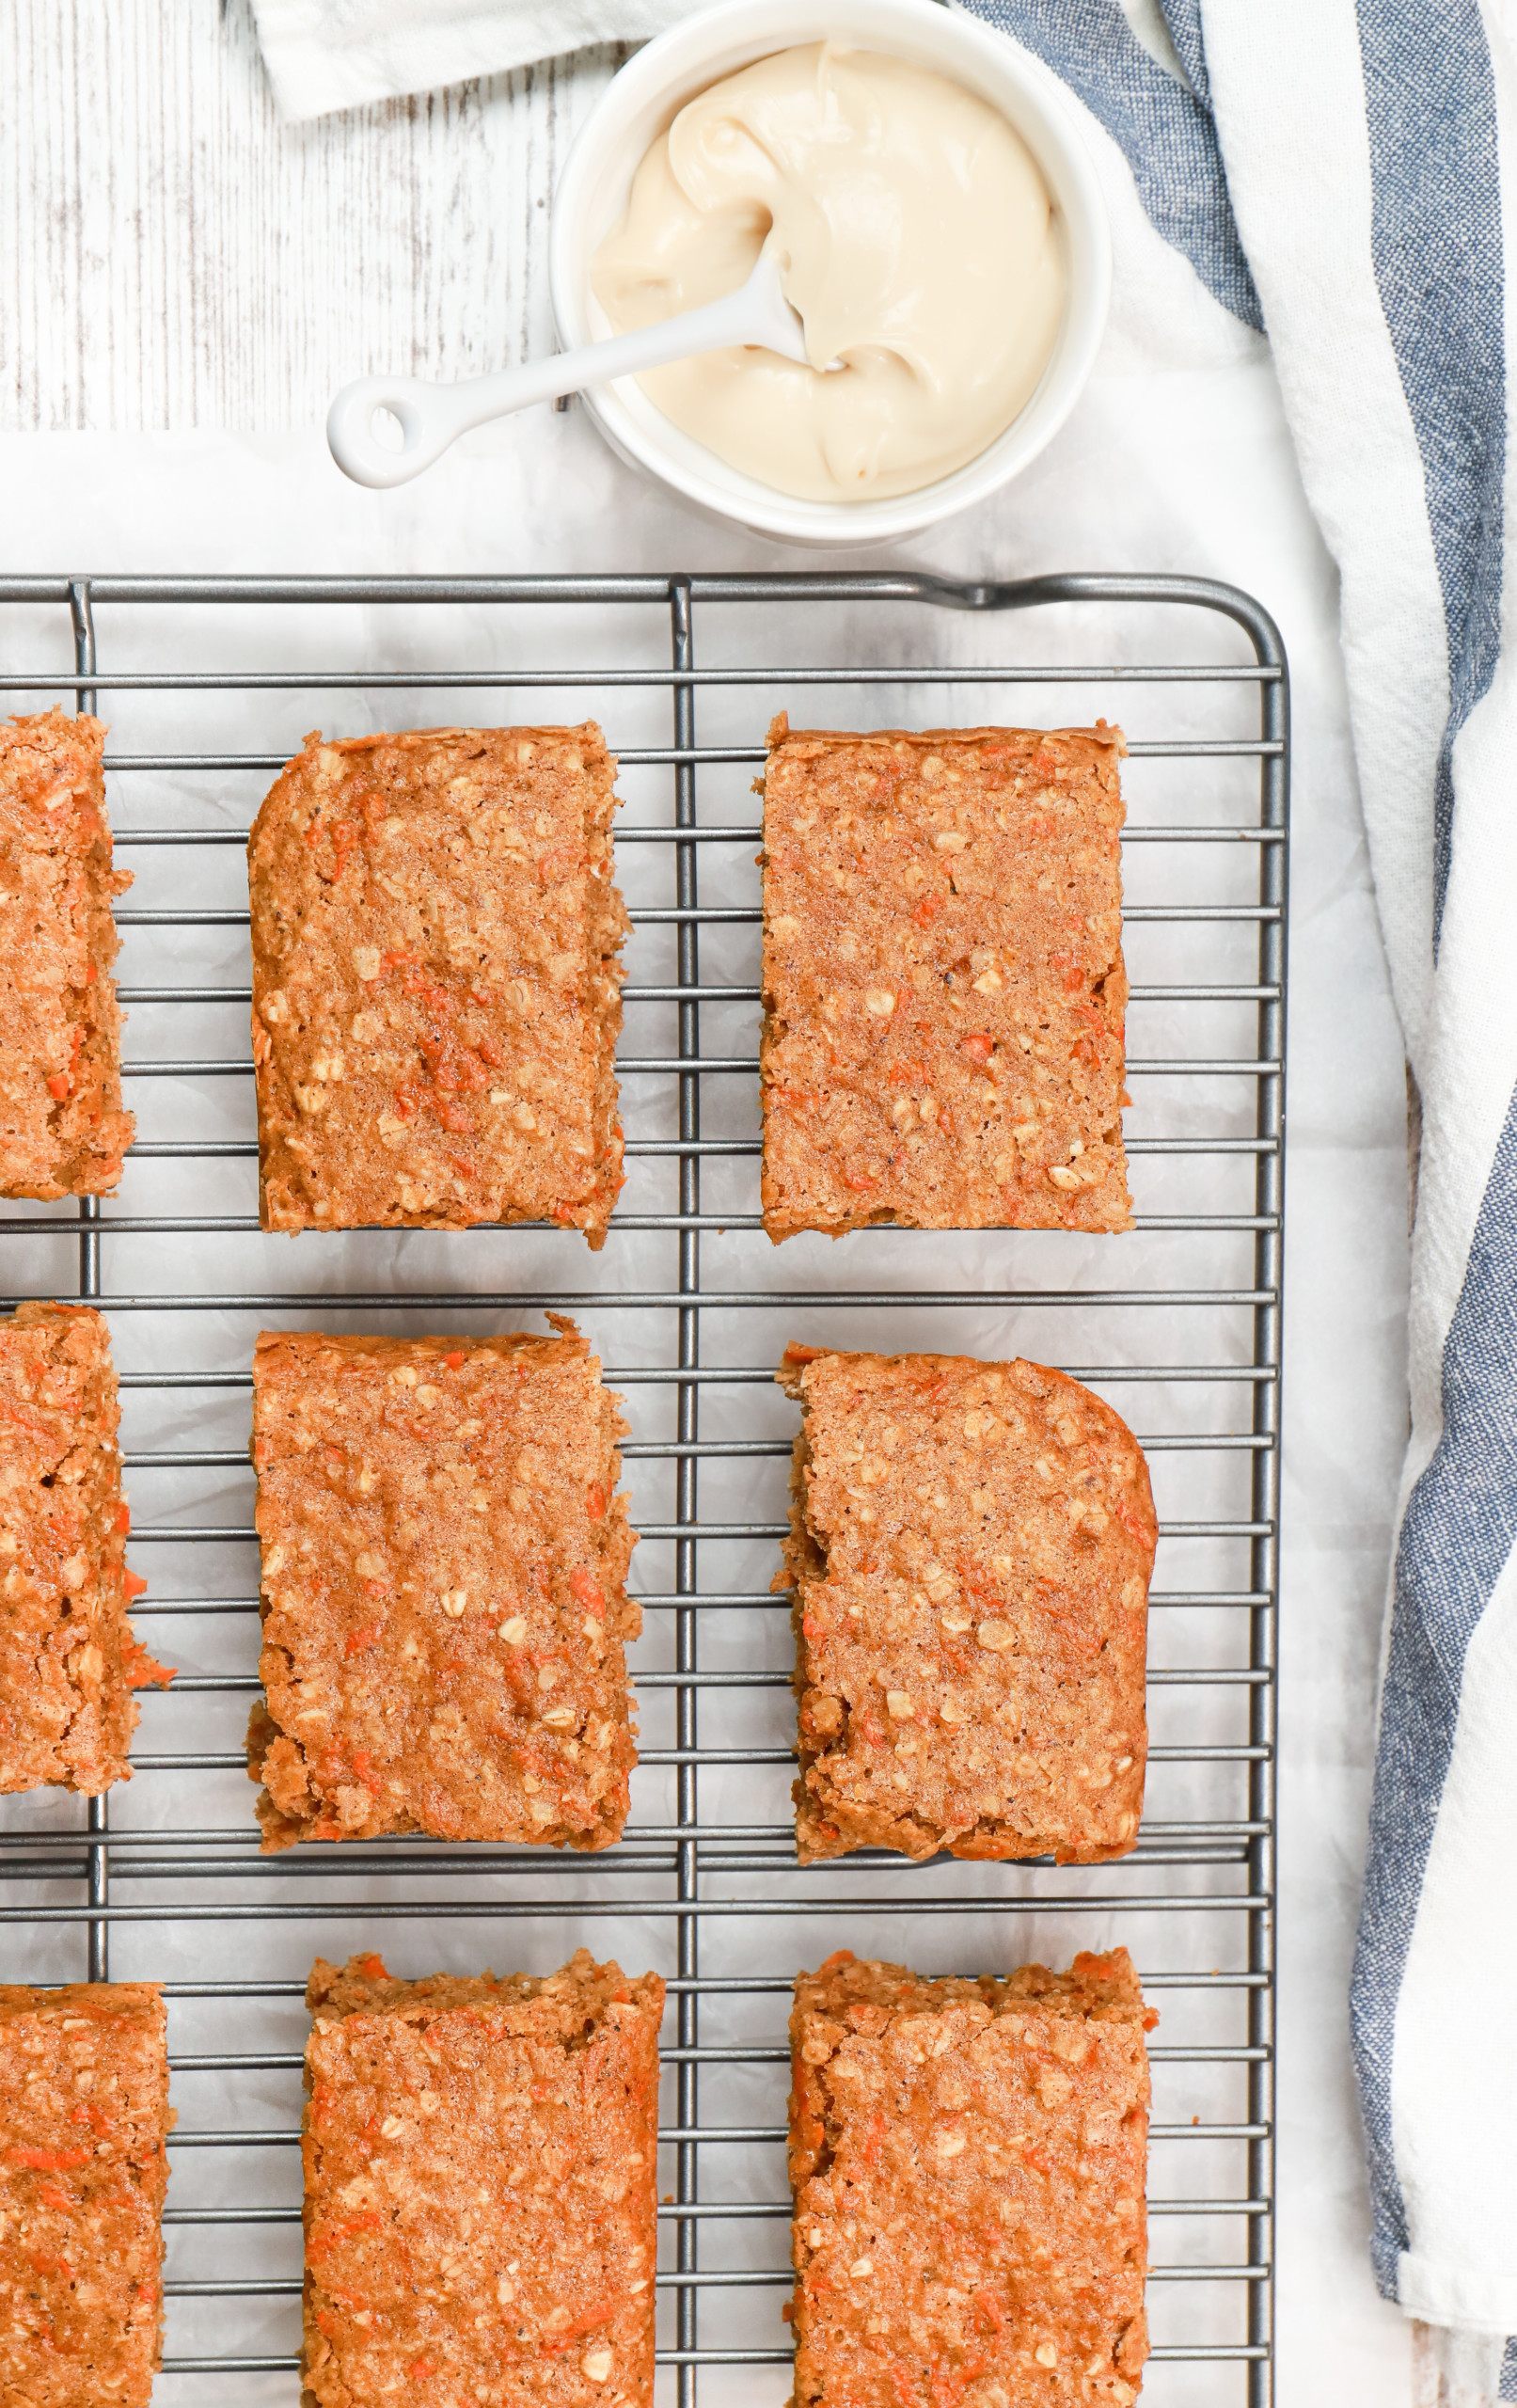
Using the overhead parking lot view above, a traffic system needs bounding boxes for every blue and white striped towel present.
[955,0,1513,2395]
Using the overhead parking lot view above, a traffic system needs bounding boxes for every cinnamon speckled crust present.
[0,1982,174,2408]
[0,1302,170,1796]
[789,1949,1151,2407]
[248,724,628,1243]
[303,1949,662,2408]
[246,1321,638,1852]
[779,1345,1153,1865]
[761,720,1131,1238]
[0,710,134,1198]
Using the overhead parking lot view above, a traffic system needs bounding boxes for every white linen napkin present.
[249,0,692,119]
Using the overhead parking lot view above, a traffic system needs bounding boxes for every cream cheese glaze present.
[589,41,1065,503]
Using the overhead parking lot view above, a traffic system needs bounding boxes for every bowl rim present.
[548,0,1111,546]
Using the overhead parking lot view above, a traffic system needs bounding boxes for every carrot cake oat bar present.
[761,720,1131,1238]
[246,1321,638,1851]
[780,1344,1154,1865]
[0,1981,173,2408]
[0,709,134,1197]
[248,723,628,1243]
[0,1302,170,1796]
[303,1948,662,2408]
[789,1948,1152,2407]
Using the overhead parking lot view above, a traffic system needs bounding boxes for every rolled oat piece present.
[0,709,134,1197]
[248,723,627,1243]
[303,1948,661,2408]
[246,1320,638,1850]
[0,1301,170,1795]
[0,1981,174,2408]
[789,1948,1152,2406]
[761,718,1131,1238]
[780,1343,1154,1864]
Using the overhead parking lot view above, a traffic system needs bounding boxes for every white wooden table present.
[3,0,624,432]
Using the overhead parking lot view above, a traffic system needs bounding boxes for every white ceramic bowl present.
[549,0,1111,547]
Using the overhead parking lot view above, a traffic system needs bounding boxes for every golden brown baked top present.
[781,1344,1153,1865]
[307,1946,666,2032]
[0,1301,169,1796]
[303,1949,662,2408]
[761,720,1131,1237]
[248,723,628,1240]
[0,708,134,1199]
[789,1948,1152,2406]
[0,1981,173,2408]
[247,1321,638,1851]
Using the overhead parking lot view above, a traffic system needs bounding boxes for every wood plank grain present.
[0,0,627,431]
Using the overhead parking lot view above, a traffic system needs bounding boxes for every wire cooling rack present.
[0,570,1285,2407]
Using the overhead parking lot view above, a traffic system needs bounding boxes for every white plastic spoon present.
[327,250,823,490]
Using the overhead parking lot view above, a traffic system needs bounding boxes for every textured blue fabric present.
[1155,0,1209,103]
[1354,0,1505,944]
[1343,0,1507,2320]
[1351,1077,1517,2298]
[1503,2334,1517,2401]
[959,0,1261,326]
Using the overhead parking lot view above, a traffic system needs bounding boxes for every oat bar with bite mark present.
[761,719,1131,1238]
[780,1343,1154,1864]
[0,1981,174,2408]
[0,1301,171,1796]
[303,1948,662,2408]
[248,723,627,1242]
[0,709,134,1198]
[246,1320,638,1851]
[789,1948,1152,2406]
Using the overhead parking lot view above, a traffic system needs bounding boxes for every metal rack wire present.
[0,570,1286,2405]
